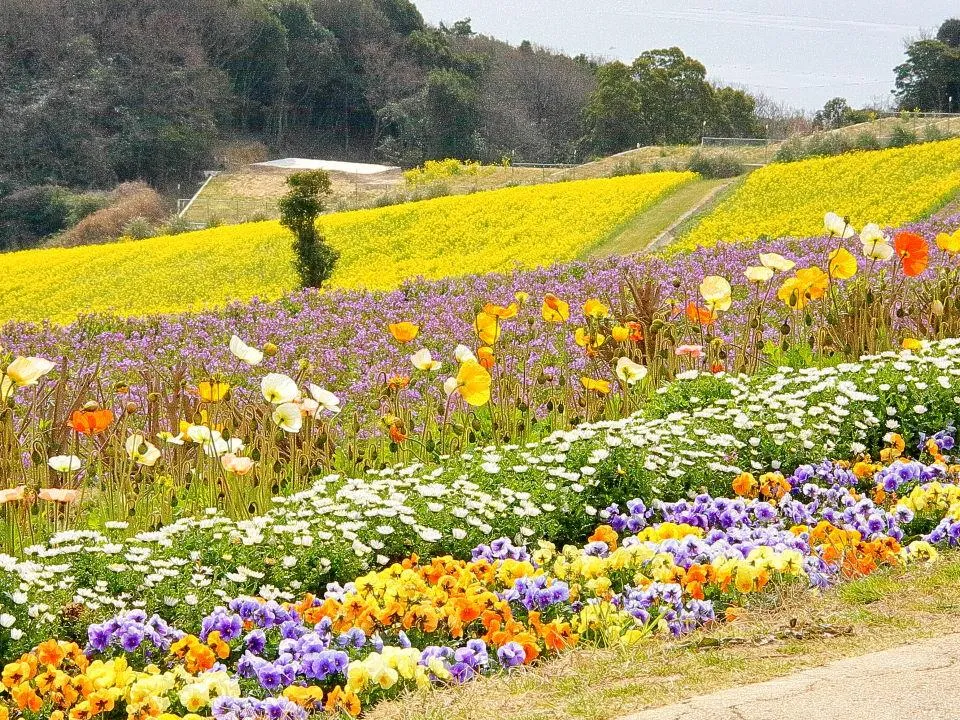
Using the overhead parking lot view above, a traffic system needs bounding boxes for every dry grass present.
[367,554,960,720]
[53,182,166,247]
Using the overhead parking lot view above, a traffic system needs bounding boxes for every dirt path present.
[618,634,960,720]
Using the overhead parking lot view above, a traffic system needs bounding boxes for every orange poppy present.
[69,409,114,435]
[477,346,495,370]
[684,302,716,326]
[894,231,929,276]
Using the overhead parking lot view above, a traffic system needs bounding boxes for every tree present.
[582,62,643,155]
[632,48,713,144]
[278,170,339,289]
[937,18,960,48]
[422,69,481,158]
[895,21,960,112]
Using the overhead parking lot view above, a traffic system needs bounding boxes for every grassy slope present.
[0,172,693,323]
[587,178,731,257]
[368,554,960,720]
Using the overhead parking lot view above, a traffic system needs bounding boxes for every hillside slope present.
[680,138,960,250]
[0,172,694,323]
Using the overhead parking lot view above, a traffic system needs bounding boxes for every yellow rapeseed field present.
[680,138,960,250]
[0,172,693,323]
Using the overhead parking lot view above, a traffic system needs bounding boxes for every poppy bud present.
[780,321,791,335]
[865,290,874,305]
[804,313,813,326]
[650,319,664,332]
[672,279,682,288]
[932,300,945,316]
[82,400,100,411]
[749,318,760,329]
[263,342,279,357]
[125,401,138,414]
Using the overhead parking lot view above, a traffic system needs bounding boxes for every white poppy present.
[824,212,855,238]
[616,357,648,386]
[860,223,886,244]
[48,455,82,473]
[758,253,795,272]
[221,453,255,476]
[5,356,56,387]
[862,238,894,261]
[454,344,477,363]
[261,373,299,404]
[272,402,303,433]
[410,348,442,372]
[124,435,161,467]
[443,377,460,397]
[229,335,264,366]
[308,385,341,414]
[744,266,774,283]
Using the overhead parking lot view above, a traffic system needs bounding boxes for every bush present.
[121,216,157,240]
[56,182,166,247]
[853,132,882,151]
[686,151,745,178]
[0,185,71,250]
[888,125,919,148]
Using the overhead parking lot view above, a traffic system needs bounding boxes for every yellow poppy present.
[197,380,230,403]
[388,322,419,343]
[514,291,531,305]
[456,361,492,407]
[580,377,612,394]
[901,337,923,351]
[583,298,609,319]
[777,267,829,310]
[611,325,630,342]
[541,294,570,323]
[474,312,501,345]
[937,231,960,254]
[574,327,606,349]
[827,248,857,279]
[482,302,519,320]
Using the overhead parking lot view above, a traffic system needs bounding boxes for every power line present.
[607,4,925,34]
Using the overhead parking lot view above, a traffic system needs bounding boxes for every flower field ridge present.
[0,172,694,324]
[680,138,960,250]
[4,338,960,657]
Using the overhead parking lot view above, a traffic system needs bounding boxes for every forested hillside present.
[0,0,762,194]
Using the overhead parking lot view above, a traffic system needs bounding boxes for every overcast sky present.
[413,1,956,111]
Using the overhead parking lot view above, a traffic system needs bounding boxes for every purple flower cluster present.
[616,582,716,634]
[5,214,958,426]
[419,639,490,683]
[471,537,531,563]
[211,696,308,720]
[500,576,570,611]
[86,610,183,655]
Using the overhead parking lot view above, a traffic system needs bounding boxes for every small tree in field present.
[278,170,338,289]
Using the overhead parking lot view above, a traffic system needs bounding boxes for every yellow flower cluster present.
[0,640,241,720]
[0,172,694,323]
[898,481,960,519]
[402,158,493,186]
[681,138,960,250]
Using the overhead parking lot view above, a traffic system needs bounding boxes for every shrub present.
[888,125,919,148]
[121,216,157,240]
[56,182,166,247]
[0,185,71,250]
[853,132,882,151]
[686,151,745,178]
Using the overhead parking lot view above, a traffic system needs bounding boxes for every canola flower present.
[682,138,960,249]
[0,172,694,323]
